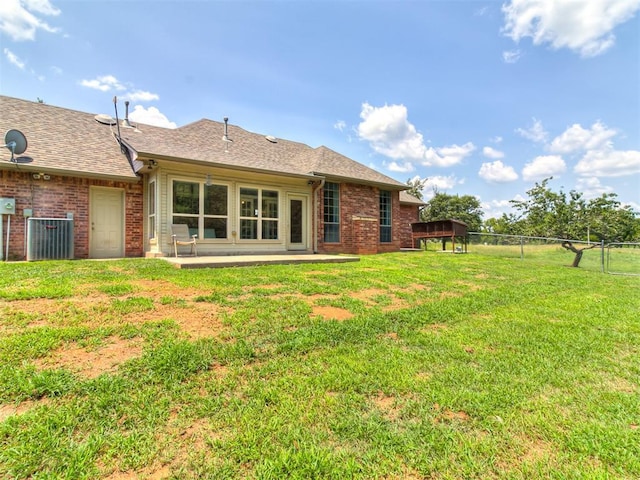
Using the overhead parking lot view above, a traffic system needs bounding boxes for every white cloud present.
[357,102,474,167]
[50,65,62,75]
[80,75,126,92]
[502,0,640,58]
[386,161,415,173]
[3,48,25,69]
[516,117,548,143]
[124,90,159,102]
[424,142,476,167]
[0,0,60,42]
[479,160,519,183]
[574,148,640,177]
[422,175,463,198]
[129,105,176,129]
[357,102,429,161]
[549,121,617,154]
[522,155,567,181]
[482,146,504,159]
[334,120,346,132]
[481,198,518,219]
[80,76,160,104]
[502,49,521,63]
[574,177,614,199]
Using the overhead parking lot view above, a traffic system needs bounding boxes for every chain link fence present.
[464,233,640,275]
[606,243,640,276]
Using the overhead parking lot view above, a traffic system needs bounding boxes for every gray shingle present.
[1,95,408,189]
[0,96,138,180]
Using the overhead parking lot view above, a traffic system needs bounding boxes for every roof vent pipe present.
[222,117,233,152]
[222,117,232,141]
[122,101,132,128]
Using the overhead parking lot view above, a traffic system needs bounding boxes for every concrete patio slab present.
[160,254,360,269]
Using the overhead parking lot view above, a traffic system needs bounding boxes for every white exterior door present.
[90,187,124,258]
[287,195,308,251]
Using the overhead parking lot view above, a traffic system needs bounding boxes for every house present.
[0,95,424,260]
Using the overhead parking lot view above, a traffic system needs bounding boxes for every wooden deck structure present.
[410,219,468,253]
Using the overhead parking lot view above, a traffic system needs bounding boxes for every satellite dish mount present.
[2,129,28,162]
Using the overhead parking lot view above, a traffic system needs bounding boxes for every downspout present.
[311,178,325,253]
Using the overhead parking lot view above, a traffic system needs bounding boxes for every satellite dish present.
[3,129,28,162]
[95,114,117,125]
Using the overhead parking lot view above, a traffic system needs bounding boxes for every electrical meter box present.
[0,198,16,215]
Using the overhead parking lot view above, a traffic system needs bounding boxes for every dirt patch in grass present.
[0,397,52,422]
[421,323,449,333]
[125,302,230,340]
[379,332,399,341]
[454,280,484,292]
[493,434,556,472]
[103,465,171,480]
[433,403,470,423]
[311,305,353,321]
[373,391,401,421]
[33,337,143,379]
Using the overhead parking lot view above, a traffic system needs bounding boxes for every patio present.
[160,253,360,269]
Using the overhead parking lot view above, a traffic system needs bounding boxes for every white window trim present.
[169,176,231,242]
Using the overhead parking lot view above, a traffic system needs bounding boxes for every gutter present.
[130,149,319,182]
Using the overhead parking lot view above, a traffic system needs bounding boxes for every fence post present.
[601,240,605,273]
[520,236,524,260]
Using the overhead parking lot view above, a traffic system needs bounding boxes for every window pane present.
[290,199,302,243]
[204,218,227,239]
[380,226,392,243]
[325,224,340,243]
[262,220,278,240]
[323,182,340,242]
[262,190,278,219]
[204,184,227,216]
[379,190,392,243]
[172,216,198,238]
[173,181,199,214]
[148,181,156,215]
[240,219,257,239]
[240,188,258,217]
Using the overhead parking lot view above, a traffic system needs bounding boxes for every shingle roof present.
[0,96,138,180]
[121,118,407,189]
[399,191,427,205]
[1,95,407,189]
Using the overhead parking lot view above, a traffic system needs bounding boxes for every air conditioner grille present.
[27,218,74,261]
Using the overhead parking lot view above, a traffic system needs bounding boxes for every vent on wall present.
[27,218,74,261]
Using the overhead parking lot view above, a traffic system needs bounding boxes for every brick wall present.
[0,170,143,260]
[316,182,404,254]
[398,204,422,248]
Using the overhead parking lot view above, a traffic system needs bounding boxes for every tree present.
[405,177,427,201]
[421,192,483,232]
[508,178,639,242]
[561,241,598,267]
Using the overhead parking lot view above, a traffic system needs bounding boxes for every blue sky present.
[1,0,639,218]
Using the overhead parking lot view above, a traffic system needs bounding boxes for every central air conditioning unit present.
[27,218,74,261]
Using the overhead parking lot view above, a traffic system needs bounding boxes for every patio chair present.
[171,224,198,257]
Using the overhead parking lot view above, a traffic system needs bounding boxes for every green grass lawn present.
[0,252,638,479]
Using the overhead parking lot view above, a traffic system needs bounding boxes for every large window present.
[323,182,340,242]
[239,187,279,240]
[380,190,392,243]
[172,180,228,239]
